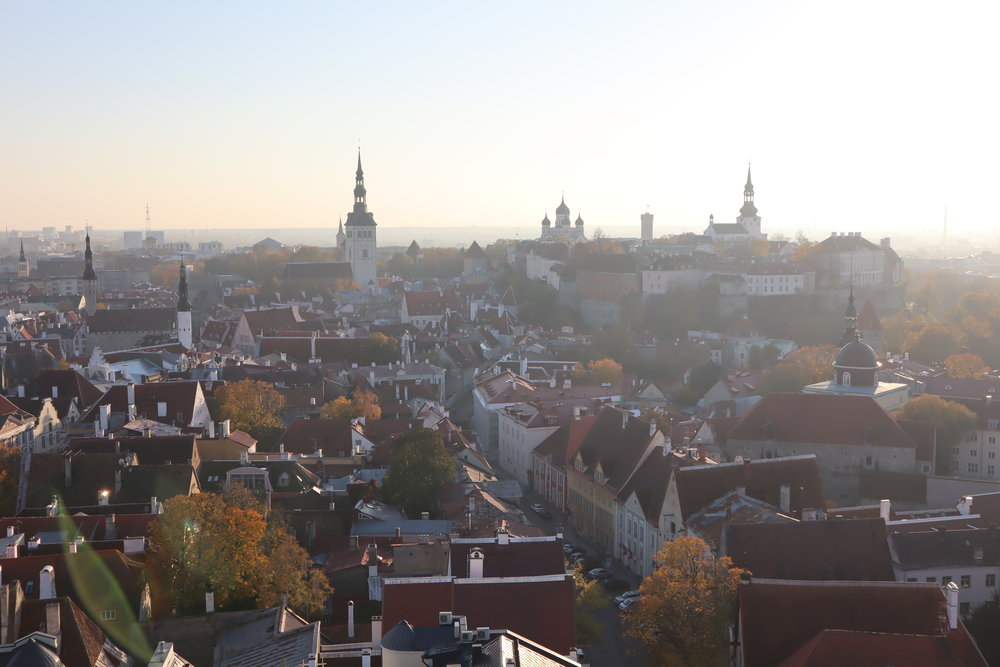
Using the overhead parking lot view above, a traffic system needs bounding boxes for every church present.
[704,166,767,243]
[538,197,586,245]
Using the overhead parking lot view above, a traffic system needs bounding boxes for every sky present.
[2,1,999,241]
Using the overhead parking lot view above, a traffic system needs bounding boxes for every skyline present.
[2,2,998,237]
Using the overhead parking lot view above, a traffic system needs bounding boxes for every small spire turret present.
[177,259,191,312]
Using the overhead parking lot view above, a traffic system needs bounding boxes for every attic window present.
[100,609,117,621]
[277,472,291,488]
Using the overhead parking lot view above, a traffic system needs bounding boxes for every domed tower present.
[833,287,878,388]
[555,197,571,227]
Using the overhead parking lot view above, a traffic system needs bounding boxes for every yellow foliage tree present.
[575,358,624,386]
[945,352,990,379]
[320,390,382,420]
[623,537,745,666]
[216,379,286,448]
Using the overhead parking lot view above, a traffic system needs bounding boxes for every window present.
[969,463,980,474]
[926,577,937,583]
[942,576,953,586]
[961,575,971,588]
[987,574,996,587]
[952,461,959,472]
[971,449,978,457]
[991,437,997,445]
[100,609,117,621]
[842,371,851,387]
[906,577,917,582]
[990,465,996,476]
[991,451,997,460]
[277,472,290,488]
[865,455,873,466]
[954,447,960,455]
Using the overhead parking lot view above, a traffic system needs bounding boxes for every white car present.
[614,590,640,605]
[618,597,638,611]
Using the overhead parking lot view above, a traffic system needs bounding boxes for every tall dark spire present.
[353,151,367,212]
[839,285,860,345]
[740,164,758,217]
[177,259,191,312]
[82,232,97,281]
[18,240,25,263]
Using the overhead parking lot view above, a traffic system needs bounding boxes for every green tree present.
[216,379,286,450]
[967,592,1000,666]
[897,394,977,474]
[572,564,606,645]
[757,345,838,394]
[623,537,745,666]
[381,428,454,518]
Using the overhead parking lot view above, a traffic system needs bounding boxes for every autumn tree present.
[902,324,963,364]
[897,394,977,473]
[574,358,624,386]
[0,448,20,518]
[623,537,745,666]
[381,428,454,518]
[757,345,838,394]
[572,564,606,645]
[365,333,400,365]
[945,352,990,379]
[216,379,286,449]
[149,492,332,617]
[320,390,382,420]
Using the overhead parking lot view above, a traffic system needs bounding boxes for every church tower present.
[344,153,377,289]
[737,165,762,237]
[16,241,29,278]
[336,218,346,249]
[82,231,98,316]
[177,259,193,349]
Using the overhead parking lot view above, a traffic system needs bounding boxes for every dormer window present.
[277,472,290,488]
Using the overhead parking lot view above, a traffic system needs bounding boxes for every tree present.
[903,324,963,364]
[0,448,20,518]
[897,394,977,474]
[945,352,990,379]
[757,345,838,394]
[572,564,606,645]
[149,493,269,613]
[320,390,382,420]
[574,358,624,387]
[381,428,454,518]
[365,333,400,365]
[967,592,1000,666]
[148,492,333,617]
[216,379,286,449]
[623,537,745,666]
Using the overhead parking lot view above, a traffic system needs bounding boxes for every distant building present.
[344,153,378,289]
[704,166,766,242]
[538,197,586,245]
[640,211,654,241]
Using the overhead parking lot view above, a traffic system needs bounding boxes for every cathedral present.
[538,197,586,245]
[344,153,378,289]
[704,166,767,242]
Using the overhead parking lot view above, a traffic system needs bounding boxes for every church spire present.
[740,163,758,218]
[839,285,860,345]
[18,240,25,263]
[82,231,97,281]
[177,258,191,312]
[353,151,367,212]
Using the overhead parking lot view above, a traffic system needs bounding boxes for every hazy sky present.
[2,2,998,239]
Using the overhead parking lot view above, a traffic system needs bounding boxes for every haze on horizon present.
[2,1,998,241]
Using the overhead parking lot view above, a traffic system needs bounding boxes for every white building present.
[538,197,586,245]
[344,153,378,290]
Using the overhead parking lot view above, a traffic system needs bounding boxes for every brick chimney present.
[45,602,60,650]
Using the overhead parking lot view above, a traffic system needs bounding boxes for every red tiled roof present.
[778,629,967,667]
[727,393,920,450]
[533,416,598,466]
[80,381,203,425]
[241,307,303,334]
[675,456,824,520]
[739,580,987,667]
[725,518,895,581]
[574,406,657,491]
[87,307,176,333]
[403,290,461,317]
[448,539,565,578]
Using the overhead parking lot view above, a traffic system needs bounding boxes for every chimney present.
[209,369,219,382]
[206,591,215,614]
[421,511,429,520]
[371,615,383,646]
[4,527,12,539]
[5,545,16,559]
[45,602,60,648]
[361,648,371,667]
[126,381,135,409]
[104,515,116,539]
[68,540,77,554]
[99,404,110,432]
[157,402,167,418]
[114,469,122,494]
[39,566,55,599]
[51,386,58,399]
[98,489,110,506]
[879,499,891,522]
[367,544,379,577]
[15,385,23,399]
[468,548,484,578]
[64,457,72,488]
[496,525,510,546]
[347,600,355,638]
[946,581,959,629]
[151,496,160,514]
[220,419,231,438]
[779,484,791,513]
[957,496,974,516]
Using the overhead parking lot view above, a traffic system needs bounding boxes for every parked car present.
[614,590,641,605]
[530,503,553,520]
[586,568,613,580]
[618,597,638,612]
